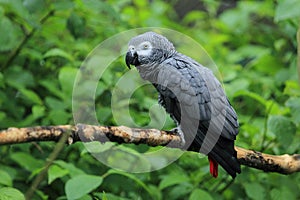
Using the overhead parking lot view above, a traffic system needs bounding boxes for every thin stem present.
[210,175,228,192]
[217,178,234,194]
[260,102,273,152]
[1,10,54,71]
[297,20,300,85]
[25,131,70,200]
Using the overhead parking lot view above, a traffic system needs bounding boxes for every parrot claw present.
[171,126,186,147]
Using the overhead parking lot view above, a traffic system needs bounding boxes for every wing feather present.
[153,53,240,178]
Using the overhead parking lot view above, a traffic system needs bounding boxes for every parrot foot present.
[170,126,186,147]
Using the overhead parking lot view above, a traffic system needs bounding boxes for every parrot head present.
[125,32,176,69]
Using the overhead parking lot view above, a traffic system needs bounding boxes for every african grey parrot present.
[125,32,241,178]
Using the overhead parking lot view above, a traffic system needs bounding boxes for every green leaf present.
[0,165,17,181]
[34,190,48,200]
[83,0,120,22]
[275,0,300,22]
[23,0,46,13]
[234,90,267,106]
[104,145,152,172]
[0,170,12,186]
[147,103,167,128]
[224,78,250,97]
[48,110,70,125]
[21,48,43,61]
[283,80,300,96]
[285,97,300,125]
[93,192,130,200]
[0,111,6,122]
[48,164,69,184]
[253,54,282,75]
[0,0,30,19]
[168,182,194,200]
[147,184,162,200]
[100,191,108,200]
[0,6,3,16]
[0,187,25,200]
[43,48,74,62]
[270,186,296,200]
[28,167,44,181]
[219,7,249,34]
[32,105,45,119]
[81,141,115,155]
[189,188,213,200]
[105,169,153,197]
[78,195,93,200]
[159,173,189,190]
[267,115,296,149]
[96,106,112,124]
[0,16,22,51]
[0,72,4,87]
[54,160,85,177]
[67,12,86,39]
[5,66,35,89]
[65,175,103,200]
[52,0,74,10]
[45,97,68,110]
[39,80,65,100]
[19,88,42,105]
[10,152,43,172]
[244,183,265,200]
[101,68,114,86]
[96,81,106,97]
[183,11,206,25]
[58,67,78,96]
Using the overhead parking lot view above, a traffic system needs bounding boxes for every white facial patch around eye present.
[137,41,152,56]
[128,45,135,51]
[139,41,152,50]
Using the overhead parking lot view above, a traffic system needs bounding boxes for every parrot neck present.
[136,63,161,82]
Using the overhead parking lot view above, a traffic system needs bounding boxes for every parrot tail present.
[208,156,218,178]
[207,141,241,179]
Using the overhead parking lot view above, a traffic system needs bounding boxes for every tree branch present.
[0,124,299,175]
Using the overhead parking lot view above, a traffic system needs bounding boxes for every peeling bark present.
[235,146,300,174]
[1,124,299,175]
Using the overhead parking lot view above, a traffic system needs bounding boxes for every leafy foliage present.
[0,0,299,199]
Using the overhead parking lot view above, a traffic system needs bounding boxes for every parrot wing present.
[154,54,241,178]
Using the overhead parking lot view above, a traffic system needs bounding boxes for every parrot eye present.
[140,42,151,50]
[143,44,149,49]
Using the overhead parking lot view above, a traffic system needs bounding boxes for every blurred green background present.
[0,0,300,199]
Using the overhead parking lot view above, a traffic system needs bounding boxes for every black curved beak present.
[125,51,139,69]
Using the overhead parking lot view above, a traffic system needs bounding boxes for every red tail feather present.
[208,157,218,178]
